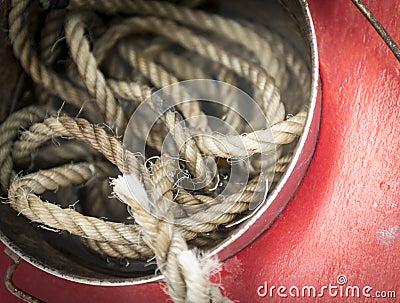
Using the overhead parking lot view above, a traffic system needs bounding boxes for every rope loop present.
[3,0,311,301]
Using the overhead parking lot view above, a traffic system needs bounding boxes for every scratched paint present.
[376,226,399,246]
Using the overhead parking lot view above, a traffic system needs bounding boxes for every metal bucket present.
[0,0,320,291]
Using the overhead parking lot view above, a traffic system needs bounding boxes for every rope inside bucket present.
[2,0,310,302]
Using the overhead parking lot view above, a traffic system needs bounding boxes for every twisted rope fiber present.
[90,16,286,125]
[4,1,311,302]
[8,163,152,255]
[14,114,303,167]
[117,42,207,124]
[4,112,238,298]
[194,110,307,158]
[241,19,311,100]
[105,47,211,155]
[71,0,306,92]
[6,113,294,274]
[74,0,311,106]
[75,0,311,115]
[0,106,51,193]
[10,10,304,240]
[8,127,232,301]
[12,116,137,173]
[8,0,92,110]
[78,176,138,259]
[113,44,215,182]
[94,21,280,156]
[116,41,264,136]
[12,115,294,234]
[107,39,262,136]
[64,11,126,131]
[36,2,290,142]
[113,187,231,303]
[149,48,247,132]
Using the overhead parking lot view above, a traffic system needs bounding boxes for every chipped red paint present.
[1,0,399,302]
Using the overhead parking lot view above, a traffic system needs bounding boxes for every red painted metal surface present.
[1,0,399,302]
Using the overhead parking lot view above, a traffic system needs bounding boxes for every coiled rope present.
[2,0,310,301]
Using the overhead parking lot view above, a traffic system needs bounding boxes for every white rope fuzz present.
[112,175,232,303]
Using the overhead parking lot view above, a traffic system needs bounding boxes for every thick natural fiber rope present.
[70,0,303,91]
[7,162,152,255]
[113,184,231,303]
[0,105,51,193]
[64,11,126,131]
[72,0,311,108]
[3,0,311,301]
[13,115,303,169]
[2,109,287,255]
[88,16,285,125]
[115,42,207,124]
[8,0,92,110]
[7,139,232,302]
[11,115,293,234]
[6,115,292,266]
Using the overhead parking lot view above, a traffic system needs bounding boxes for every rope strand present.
[3,1,312,301]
